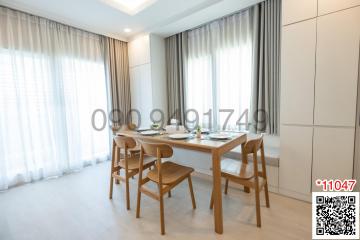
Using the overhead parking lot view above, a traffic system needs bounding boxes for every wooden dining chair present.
[111,125,141,184]
[136,141,196,235]
[209,135,270,227]
[111,124,141,156]
[109,136,156,210]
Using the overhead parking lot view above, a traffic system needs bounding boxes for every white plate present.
[168,133,192,140]
[209,133,231,140]
[140,130,159,136]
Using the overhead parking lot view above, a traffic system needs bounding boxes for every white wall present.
[128,35,150,67]
[128,35,152,128]
[128,34,168,129]
[150,34,168,121]
[280,0,360,201]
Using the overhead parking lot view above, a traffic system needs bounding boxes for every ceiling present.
[0,0,263,41]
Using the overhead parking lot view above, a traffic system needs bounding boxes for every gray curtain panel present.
[105,38,131,127]
[251,0,281,135]
[165,32,188,124]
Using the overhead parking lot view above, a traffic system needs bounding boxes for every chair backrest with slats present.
[138,141,173,186]
[139,141,173,159]
[113,136,137,170]
[243,136,264,155]
[113,135,136,150]
[242,135,265,178]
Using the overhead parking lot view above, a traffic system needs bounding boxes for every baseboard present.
[278,188,312,203]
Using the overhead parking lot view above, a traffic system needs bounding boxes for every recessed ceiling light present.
[101,0,158,15]
[124,28,132,33]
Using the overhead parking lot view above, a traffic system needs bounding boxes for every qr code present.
[312,192,359,239]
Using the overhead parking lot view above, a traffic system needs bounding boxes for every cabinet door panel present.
[312,127,355,191]
[280,125,313,195]
[130,64,153,128]
[318,0,360,15]
[314,7,360,127]
[282,0,317,25]
[128,35,150,68]
[281,19,316,125]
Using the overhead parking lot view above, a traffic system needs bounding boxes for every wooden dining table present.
[118,130,247,234]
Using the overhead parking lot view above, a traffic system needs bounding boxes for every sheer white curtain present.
[186,8,254,131]
[0,7,109,190]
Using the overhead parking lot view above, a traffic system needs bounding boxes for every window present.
[0,7,111,190]
[186,38,253,131]
[0,49,109,183]
[185,10,254,131]
[61,57,109,163]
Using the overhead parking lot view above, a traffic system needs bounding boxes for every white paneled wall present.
[279,126,313,198]
[314,7,360,127]
[318,0,360,15]
[281,19,316,125]
[129,64,153,128]
[128,35,150,68]
[282,0,317,25]
[312,127,355,191]
[150,34,168,119]
[128,34,167,129]
[280,1,360,201]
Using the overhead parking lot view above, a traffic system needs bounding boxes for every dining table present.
[118,129,247,234]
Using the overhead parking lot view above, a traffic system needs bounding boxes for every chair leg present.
[115,152,120,185]
[264,181,270,208]
[168,190,171,198]
[209,190,214,210]
[159,194,165,235]
[188,176,196,209]
[255,188,261,228]
[110,141,116,198]
[109,174,114,199]
[115,174,120,184]
[136,187,142,218]
[125,178,130,210]
[224,179,229,195]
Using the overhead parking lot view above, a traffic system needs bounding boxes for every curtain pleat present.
[105,38,131,127]
[165,32,187,124]
[251,0,281,135]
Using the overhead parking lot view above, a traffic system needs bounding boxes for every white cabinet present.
[318,0,360,15]
[312,127,355,191]
[279,126,313,196]
[130,64,153,128]
[314,7,360,127]
[128,35,150,68]
[282,0,317,25]
[128,34,167,128]
[280,0,359,202]
[149,34,167,114]
[281,19,316,125]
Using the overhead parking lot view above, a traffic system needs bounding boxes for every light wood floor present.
[0,162,311,240]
